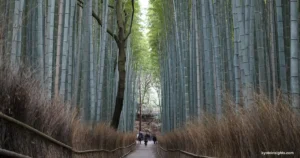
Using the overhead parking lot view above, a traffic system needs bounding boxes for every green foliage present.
[130,1,146,66]
[147,0,164,55]
[130,0,160,80]
[145,0,164,79]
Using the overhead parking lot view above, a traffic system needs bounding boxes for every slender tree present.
[209,0,222,117]
[54,0,64,97]
[37,0,44,83]
[11,0,20,66]
[96,0,109,122]
[269,0,277,103]
[59,0,70,99]
[275,0,288,96]
[290,0,299,109]
[45,0,56,98]
[110,0,135,129]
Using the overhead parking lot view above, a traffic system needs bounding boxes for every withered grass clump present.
[0,63,135,158]
[158,95,300,158]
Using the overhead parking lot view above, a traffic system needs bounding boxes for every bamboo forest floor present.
[126,141,157,158]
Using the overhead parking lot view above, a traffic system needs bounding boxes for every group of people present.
[137,131,157,146]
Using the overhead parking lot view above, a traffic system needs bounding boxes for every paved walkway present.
[126,141,157,158]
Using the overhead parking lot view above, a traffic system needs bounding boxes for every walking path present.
[126,141,157,158]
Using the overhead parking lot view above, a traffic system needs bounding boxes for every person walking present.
[153,134,157,144]
[138,131,143,144]
[144,132,150,146]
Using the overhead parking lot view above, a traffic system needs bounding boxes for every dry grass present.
[0,63,135,158]
[158,94,300,158]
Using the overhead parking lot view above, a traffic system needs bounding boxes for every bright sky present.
[138,0,160,110]
[138,0,149,35]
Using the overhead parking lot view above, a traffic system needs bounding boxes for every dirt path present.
[126,141,157,158]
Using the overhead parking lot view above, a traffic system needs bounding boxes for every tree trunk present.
[111,41,126,129]
[290,0,299,109]
[255,0,267,94]
[275,0,288,97]
[59,0,70,99]
[54,0,64,97]
[110,0,134,129]
[11,0,20,66]
[45,0,56,99]
[209,0,222,118]
[269,0,277,103]
[37,0,44,84]
[232,0,241,109]
[72,6,82,107]
[67,0,76,102]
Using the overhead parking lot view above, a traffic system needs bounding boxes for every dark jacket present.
[153,136,157,141]
[138,133,143,140]
[144,134,150,141]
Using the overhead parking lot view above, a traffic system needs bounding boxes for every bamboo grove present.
[0,0,146,131]
[148,0,300,132]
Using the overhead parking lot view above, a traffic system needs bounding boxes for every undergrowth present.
[0,63,135,158]
[158,94,300,158]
